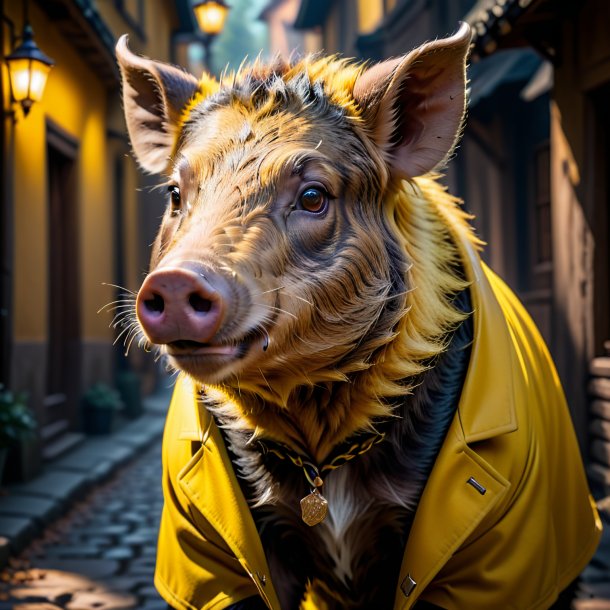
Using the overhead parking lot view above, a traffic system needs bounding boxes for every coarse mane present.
[203,175,481,455]
[180,55,365,131]
[171,54,482,454]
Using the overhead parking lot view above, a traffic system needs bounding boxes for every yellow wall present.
[9,1,180,344]
[10,2,113,342]
[96,1,178,60]
[358,0,384,34]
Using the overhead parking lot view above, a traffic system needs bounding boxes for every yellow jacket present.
[155,240,601,610]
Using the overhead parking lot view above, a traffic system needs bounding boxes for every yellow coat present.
[154,239,601,610]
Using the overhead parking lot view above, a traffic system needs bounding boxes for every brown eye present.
[299,187,328,214]
[168,185,181,215]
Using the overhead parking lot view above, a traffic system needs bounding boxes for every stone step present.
[572,599,610,609]
[592,400,610,421]
[576,580,610,600]
[590,378,610,401]
[591,357,610,378]
[42,431,85,462]
[592,439,610,467]
[591,418,610,442]
[0,515,37,552]
[589,462,610,486]
[40,418,69,442]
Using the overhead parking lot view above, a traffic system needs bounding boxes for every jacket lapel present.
[394,238,517,609]
[176,379,282,610]
[394,424,511,609]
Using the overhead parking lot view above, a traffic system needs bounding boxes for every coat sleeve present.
[154,380,261,610]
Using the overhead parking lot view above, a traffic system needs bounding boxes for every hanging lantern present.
[5,24,54,117]
[192,0,231,36]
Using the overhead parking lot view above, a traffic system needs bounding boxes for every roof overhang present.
[35,0,119,90]
[467,0,574,64]
[293,0,334,29]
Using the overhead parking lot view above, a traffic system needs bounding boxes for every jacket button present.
[467,476,487,495]
[400,574,417,597]
[256,571,266,586]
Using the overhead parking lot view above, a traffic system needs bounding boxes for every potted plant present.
[0,385,37,484]
[116,370,143,419]
[82,383,124,435]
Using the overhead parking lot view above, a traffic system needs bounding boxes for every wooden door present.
[44,123,81,444]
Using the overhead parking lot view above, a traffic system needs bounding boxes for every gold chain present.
[259,432,386,489]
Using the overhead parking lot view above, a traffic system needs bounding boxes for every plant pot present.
[117,371,143,419]
[82,406,115,435]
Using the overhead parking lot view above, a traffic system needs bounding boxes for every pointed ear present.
[116,35,207,174]
[353,22,471,179]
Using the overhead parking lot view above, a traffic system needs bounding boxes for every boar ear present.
[116,35,204,174]
[353,22,471,179]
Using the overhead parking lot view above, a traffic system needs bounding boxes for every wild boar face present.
[116,25,470,406]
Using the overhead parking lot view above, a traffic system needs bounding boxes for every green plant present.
[0,385,37,448]
[82,383,124,411]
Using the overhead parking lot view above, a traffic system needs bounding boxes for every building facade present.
[0,0,200,480]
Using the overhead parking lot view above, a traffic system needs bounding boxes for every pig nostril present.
[144,293,165,314]
[189,293,212,313]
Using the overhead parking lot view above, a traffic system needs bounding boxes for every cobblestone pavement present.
[0,443,165,610]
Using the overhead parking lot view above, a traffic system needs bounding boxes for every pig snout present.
[136,264,227,347]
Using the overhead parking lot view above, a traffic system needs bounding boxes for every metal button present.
[467,476,487,495]
[400,574,417,597]
[256,571,266,586]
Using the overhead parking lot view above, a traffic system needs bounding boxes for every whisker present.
[281,290,314,307]
[102,282,137,295]
[258,368,272,394]
[124,327,141,356]
[253,286,284,297]
[97,299,135,314]
[113,322,138,346]
[258,303,298,320]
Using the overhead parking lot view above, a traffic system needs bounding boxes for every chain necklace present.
[258,432,386,526]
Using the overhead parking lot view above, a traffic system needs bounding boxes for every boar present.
[116,23,600,610]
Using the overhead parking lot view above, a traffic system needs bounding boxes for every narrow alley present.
[0,443,165,610]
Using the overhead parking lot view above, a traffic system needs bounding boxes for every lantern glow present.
[192,0,230,36]
[5,24,54,116]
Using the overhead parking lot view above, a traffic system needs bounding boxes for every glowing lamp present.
[192,0,230,36]
[5,24,54,117]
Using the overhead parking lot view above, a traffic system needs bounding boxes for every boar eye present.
[168,185,181,215]
[298,187,328,214]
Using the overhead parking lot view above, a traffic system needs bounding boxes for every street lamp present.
[192,0,230,73]
[5,23,54,117]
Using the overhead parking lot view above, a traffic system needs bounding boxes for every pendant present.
[300,489,328,526]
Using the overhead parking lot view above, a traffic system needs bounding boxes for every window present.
[114,0,146,40]
[534,142,552,265]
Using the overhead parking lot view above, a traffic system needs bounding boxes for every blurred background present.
[0,0,608,513]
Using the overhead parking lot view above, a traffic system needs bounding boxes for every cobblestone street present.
[0,444,165,610]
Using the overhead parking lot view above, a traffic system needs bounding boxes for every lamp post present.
[192,0,230,73]
[5,23,54,117]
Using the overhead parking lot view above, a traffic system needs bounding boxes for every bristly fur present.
[174,55,479,458]
[213,283,473,609]
[119,38,478,608]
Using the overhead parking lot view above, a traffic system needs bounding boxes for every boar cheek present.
[285,207,339,265]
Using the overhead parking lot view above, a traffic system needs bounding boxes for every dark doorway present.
[43,121,81,455]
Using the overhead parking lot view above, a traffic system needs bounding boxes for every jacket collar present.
[455,237,517,442]
[177,376,282,609]
[394,232,518,608]
[176,232,518,610]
